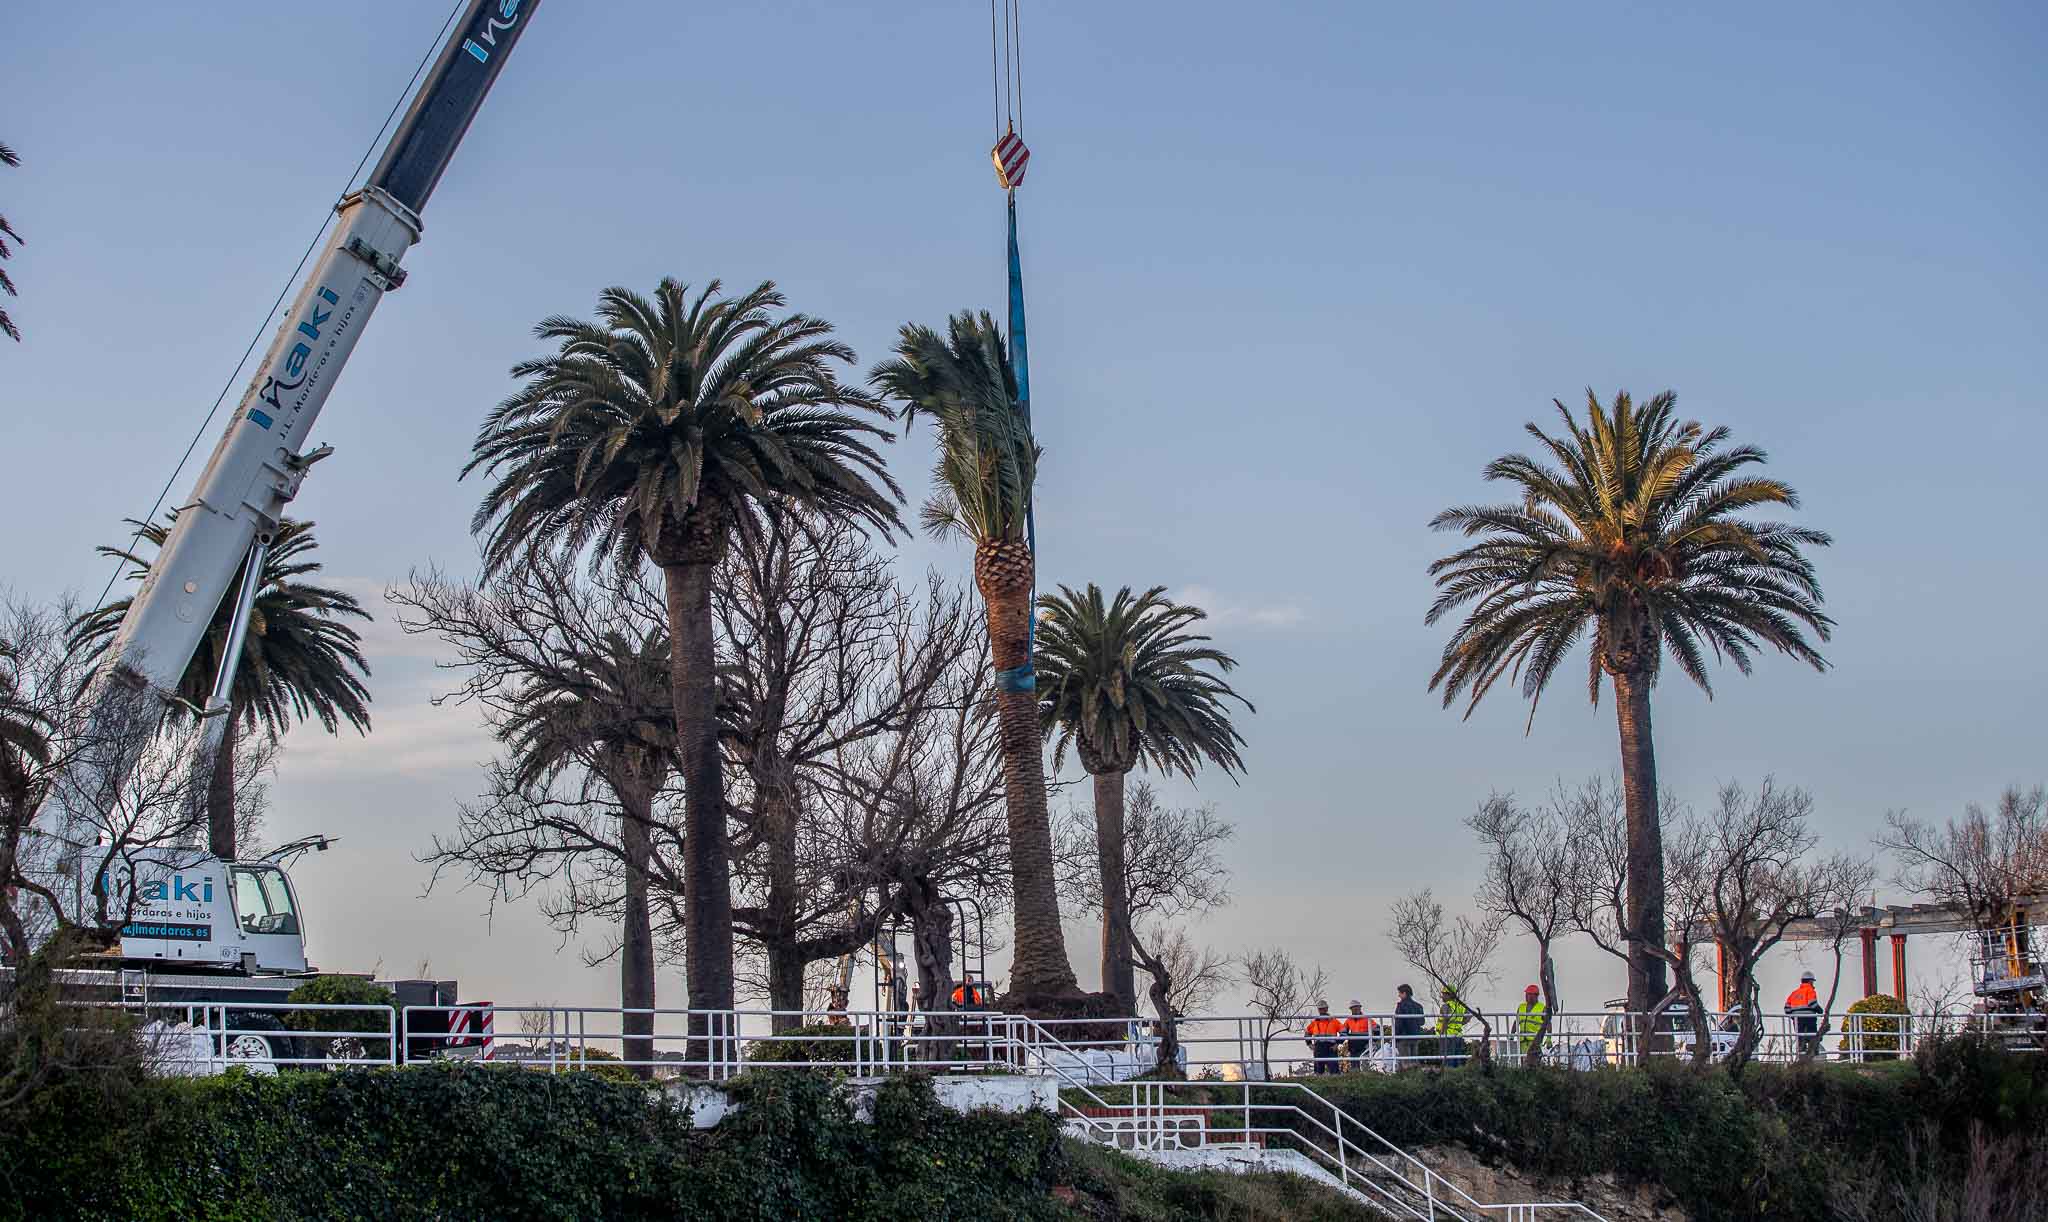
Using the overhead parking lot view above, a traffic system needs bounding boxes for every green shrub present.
[1842,993,1910,1059]
[0,1066,1065,1221]
[747,1021,864,1065]
[283,974,396,1062]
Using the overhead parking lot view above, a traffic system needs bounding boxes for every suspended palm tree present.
[465,278,901,1017]
[1,141,23,342]
[1035,583,1252,1008]
[500,624,672,1076]
[871,309,1078,999]
[70,517,372,860]
[1427,390,1832,1013]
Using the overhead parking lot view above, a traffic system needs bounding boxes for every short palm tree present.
[465,278,901,1017]
[1427,390,1831,1013]
[500,625,672,1075]
[70,517,372,860]
[1036,584,1251,1008]
[871,310,1079,999]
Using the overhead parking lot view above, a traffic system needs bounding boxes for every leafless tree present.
[1239,946,1326,1078]
[1558,775,1712,1064]
[1469,790,1574,1064]
[1387,888,1502,1063]
[395,551,675,1071]
[3,595,269,960]
[1055,781,1234,1071]
[1667,780,1873,1069]
[716,508,1004,1027]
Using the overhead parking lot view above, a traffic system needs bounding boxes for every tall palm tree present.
[1426,390,1832,1014]
[1035,584,1252,1008]
[500,625,672,1075]
[1,141,23,342]
[70,517,372,860]
[465,278,901,1018]
[871,310,1079,999]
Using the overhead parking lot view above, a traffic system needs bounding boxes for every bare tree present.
[716,508,999,1027]
[1469,791,1573,1064]
[1055,781,1234,1071]
[1239,946,1327,1078]
[3,595,268,958]
[395,551,676,1071]
[1668,780,1873,1070]
[1559,775,1711,1065]
[1387,889,1502,1064]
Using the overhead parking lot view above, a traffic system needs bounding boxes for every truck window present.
[231,866,300,936]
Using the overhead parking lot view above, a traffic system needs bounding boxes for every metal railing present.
[1003,1012,1605,1220]
[1035,1007,2043,1077]
[133,1001,398,1072]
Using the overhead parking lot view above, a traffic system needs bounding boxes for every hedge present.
[0,1066,1064,1221]
[1843,993,1910,1059]
[1254,1036,2048,1221]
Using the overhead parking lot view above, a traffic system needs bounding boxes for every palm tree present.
[1426,390,1832,1014]
[465,278,901,1018]
[70,517,372,860]
[1,141,23,342]
[1035,584,1252,1008]
[871,310,1080,999]
[500,625,672,1075]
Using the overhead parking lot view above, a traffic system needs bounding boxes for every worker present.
[1304,1000,1344,1075]
[1393,984,1425,1069]
[1515,984,1547,1058]
[1343,1000,1376,1070]
[1785,971,1824,1057]
[825,985,851,1027]
[952,977,987,1010]
[1439,985,1471,1068]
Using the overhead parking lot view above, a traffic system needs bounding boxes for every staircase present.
[1003,1015,1608,1221]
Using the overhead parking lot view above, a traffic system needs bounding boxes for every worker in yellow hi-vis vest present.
[1438,986,1471,1068]
[1515,984,1548,1059]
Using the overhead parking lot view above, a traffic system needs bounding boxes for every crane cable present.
[989,0,1039,695]
[92,0,469,612]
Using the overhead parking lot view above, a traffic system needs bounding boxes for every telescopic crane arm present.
[44,0,540,835]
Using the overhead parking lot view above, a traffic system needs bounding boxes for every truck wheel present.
[218,1013,292,1068]
[321,1036,372,1065]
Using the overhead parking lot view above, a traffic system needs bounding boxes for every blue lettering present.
[317,286,339,306]
[141,880,167,902]
[462,38,488,63]
[285,342,311,379]
[172,876,200,903]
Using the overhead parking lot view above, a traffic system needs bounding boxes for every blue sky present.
[3,1,2044,1016]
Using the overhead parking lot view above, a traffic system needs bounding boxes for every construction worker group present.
[1303,984,1551,1072]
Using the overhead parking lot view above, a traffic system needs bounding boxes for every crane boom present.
[44,1,540,834]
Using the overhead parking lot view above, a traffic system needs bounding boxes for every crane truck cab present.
[110,854,309,974]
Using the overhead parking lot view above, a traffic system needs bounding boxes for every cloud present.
[1177,585,1309,630]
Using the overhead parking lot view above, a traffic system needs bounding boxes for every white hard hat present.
[1801,971,1816,982]
[1348,999,1363,1008]
[1316,999,1329,1009]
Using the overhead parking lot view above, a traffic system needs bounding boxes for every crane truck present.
[10,0,541,1064]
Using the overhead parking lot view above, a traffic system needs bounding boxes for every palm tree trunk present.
[976,546,1078,1000]
[618,767,656,1078]
[207,713,237,860]
[1612,670,1667,1018]
[664,560,735,1044]
[1092,767,1135,1009]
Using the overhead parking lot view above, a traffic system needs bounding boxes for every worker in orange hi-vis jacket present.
[1304,1000,1345,1075]
[1343,1000,1377,1069]
[1785,971,1825,1058]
